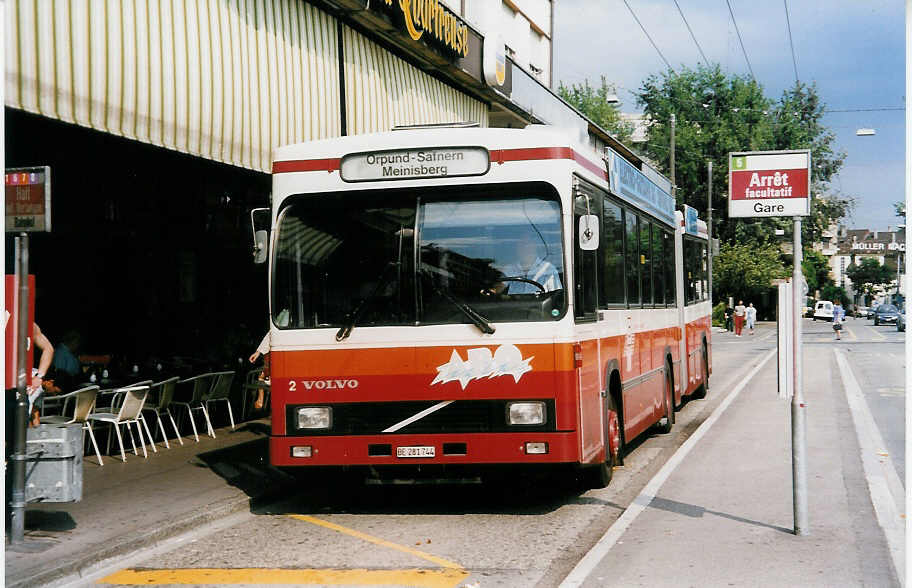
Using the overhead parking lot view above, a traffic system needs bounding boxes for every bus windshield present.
[272,185,565,331]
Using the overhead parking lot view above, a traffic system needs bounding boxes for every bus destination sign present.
[5,166,51,232]
[728,150,810,218]
[340,147,489,182]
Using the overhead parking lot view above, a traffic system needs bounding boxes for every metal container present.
[25,423,83,502]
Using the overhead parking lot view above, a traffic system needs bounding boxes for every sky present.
[553,0,905,232]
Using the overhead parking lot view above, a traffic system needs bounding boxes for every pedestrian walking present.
[746,302,757,335]
[832,302,845,340]
[734,300,746,336]
[724,305,734,332]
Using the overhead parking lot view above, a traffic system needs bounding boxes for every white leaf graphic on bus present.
[431,344,533,390]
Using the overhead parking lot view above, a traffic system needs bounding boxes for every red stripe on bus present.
[272,158,341,173]
[270,147,608,178]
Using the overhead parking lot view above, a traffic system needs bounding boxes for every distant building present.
[822,226,905,305]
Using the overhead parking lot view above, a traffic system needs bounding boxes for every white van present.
[813,301,834,321]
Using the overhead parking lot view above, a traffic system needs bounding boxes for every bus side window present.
[574,191,600,320]
[601,200,625,305]
[640,219,653,307]
[625,211,640,308]
[652,223,664,306]
[664,230,675,307]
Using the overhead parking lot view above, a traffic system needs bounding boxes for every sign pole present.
[792,217,808,535]
[10,233,30,543]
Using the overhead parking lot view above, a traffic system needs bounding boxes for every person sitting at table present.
[51,330,81,390]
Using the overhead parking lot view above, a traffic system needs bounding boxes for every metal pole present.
[10,233,30,543]
[707,161,713,303]
[791,217,808,535]
[670,114,676,198]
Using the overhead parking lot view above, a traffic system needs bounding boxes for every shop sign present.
[340,147,489,182]
[851,242,905,251]
[5,166,51,232]
[728,150,810,217]
[377,0,469,58]
[483,33,506,87]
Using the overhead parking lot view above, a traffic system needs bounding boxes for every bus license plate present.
[396,446,435,458]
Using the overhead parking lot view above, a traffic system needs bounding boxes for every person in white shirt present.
[745,302,757,335]
[494,235,562,295]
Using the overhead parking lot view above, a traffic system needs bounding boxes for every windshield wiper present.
[420,269,495,335]
[336,262,397,341]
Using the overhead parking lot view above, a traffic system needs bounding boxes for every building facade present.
[823,226,905,305]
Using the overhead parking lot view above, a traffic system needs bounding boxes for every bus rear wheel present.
[692,341,709,399]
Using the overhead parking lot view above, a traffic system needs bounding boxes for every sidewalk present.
[567,332,901,586]
[4,418,290,588]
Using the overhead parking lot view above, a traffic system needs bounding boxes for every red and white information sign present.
[6,166,52,232]
[728,150,810,217]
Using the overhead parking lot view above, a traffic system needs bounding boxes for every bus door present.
[574,188,603,462]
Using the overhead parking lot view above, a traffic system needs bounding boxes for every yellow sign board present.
[381,0,469,58]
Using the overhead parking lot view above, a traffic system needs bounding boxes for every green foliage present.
[633,66,849,245]
[712,301,727,327]
[713,241,788,303]
[802,249,831,294]
[845,258,894,299]
[895,201,906,219]
[820,284,849,306]
[558,76,633,142]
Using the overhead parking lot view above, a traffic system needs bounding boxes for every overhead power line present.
[783,0,800,84]
[672,0,709,66]
[622,0,672,71]
[724,0,755,81]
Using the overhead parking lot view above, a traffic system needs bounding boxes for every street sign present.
[6,166,52,232]
[728,150,810,218]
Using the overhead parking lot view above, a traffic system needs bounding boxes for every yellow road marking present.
[99,567,469,587]
[288,514,464,570]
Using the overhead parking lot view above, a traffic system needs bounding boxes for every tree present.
[802,249,831,295]
[895,201,905,219]
[820,284,849,306]
[845,258,894,303]
[634,66,850,245]
[714,241,788,303]
[558,76,633,142]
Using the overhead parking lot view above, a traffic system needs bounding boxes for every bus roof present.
[272,126,593,163]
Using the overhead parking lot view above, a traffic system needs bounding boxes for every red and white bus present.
[261,125,711,486]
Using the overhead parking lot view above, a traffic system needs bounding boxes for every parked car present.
[873,304,900,326]
[897,310,905,332]
[854,305,871,318]
[813,301,834,321]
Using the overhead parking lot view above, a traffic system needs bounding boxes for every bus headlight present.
[507,402,546,425]
[296,407,332,429]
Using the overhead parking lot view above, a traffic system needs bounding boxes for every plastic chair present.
[204,371,237,435]
[242,367,266,421]
[87,385,150,462]
[172,373,217,442]
[141,377,182,448]
[40,384,105,466]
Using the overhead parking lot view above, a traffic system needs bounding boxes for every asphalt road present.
[79,321,902,588]
[804,314,905,482]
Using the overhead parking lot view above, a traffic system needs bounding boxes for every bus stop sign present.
[728,150,810,218]
[6,166,52,232]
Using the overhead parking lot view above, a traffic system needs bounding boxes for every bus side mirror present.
[250,207,271,264]
[253,230,269,264]
[579,215,599,250]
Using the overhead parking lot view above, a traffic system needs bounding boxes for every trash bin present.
[25,423,83,502]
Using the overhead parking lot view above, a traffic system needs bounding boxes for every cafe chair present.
[141,376,182,448]
[87,385,150,462]
[172,373,217,442]
[203,370,237,436]
[40,384,105,466]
